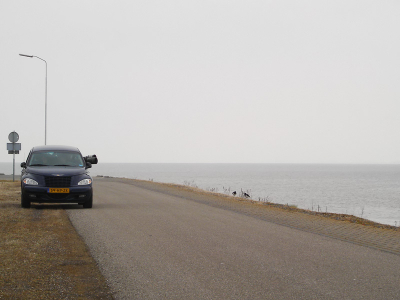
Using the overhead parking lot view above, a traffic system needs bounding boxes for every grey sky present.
[1,1,399,163]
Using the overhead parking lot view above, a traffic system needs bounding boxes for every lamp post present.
[19,54,48,145]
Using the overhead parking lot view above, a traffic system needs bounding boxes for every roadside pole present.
[7,131,21,182]
[13,145,15,181]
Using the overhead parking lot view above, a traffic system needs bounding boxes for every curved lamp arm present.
[19,53,48,145]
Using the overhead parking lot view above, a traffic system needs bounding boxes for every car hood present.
[26,166,87,176]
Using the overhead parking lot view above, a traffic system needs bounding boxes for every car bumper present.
[22,185,92,203]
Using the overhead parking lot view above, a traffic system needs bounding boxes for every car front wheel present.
[83,194,93,208]
[21,192,31,208]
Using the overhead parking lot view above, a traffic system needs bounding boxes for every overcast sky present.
[1,1,399,163]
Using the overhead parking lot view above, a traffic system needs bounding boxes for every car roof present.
[31,145,81,153]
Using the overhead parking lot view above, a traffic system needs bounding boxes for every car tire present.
[21,192,31,208]
[83,194,93,208]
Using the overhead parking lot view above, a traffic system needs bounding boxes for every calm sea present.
[2,162,399,226]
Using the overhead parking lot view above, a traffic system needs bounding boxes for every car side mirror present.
[21,162,26,168]
[84,155,98,164]
[86,162,92,169]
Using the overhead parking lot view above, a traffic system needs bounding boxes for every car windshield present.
[28,151,84,167]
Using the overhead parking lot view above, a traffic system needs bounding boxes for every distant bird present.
[232,191,237,196]
[243,192,250,198]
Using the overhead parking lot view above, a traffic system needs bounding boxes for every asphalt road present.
[68,177,400,300]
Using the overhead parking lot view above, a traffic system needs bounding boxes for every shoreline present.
[96,175,400,231]
[89,164,399,227]
[95,176,400,257]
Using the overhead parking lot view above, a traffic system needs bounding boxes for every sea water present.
[2,162,399,226]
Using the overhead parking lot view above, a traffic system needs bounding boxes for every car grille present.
[45,176,71,187]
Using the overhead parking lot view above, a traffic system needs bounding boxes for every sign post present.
[7,131,21,182]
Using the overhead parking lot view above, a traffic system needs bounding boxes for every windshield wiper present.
[29,164,48,167]
[54,164,74,167]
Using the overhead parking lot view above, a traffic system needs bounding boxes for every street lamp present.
[19,54,48,145]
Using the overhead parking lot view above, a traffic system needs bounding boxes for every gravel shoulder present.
[0,180,113,299]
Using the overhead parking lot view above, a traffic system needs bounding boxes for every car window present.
[28,151,84,167]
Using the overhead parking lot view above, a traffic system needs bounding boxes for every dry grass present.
[0,181,113,299]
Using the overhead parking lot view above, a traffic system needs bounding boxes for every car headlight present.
[78,178,92,185]
[23,178,39,185]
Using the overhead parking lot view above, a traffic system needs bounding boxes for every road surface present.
[68,177,400,299]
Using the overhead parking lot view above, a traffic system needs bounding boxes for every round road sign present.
[8,131,19,143]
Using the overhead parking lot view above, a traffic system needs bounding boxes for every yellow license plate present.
[48,188,70,193]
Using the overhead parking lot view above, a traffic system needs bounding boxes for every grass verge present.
[0,181,113,299]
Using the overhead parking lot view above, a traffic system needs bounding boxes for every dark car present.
[20,145,98,209]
